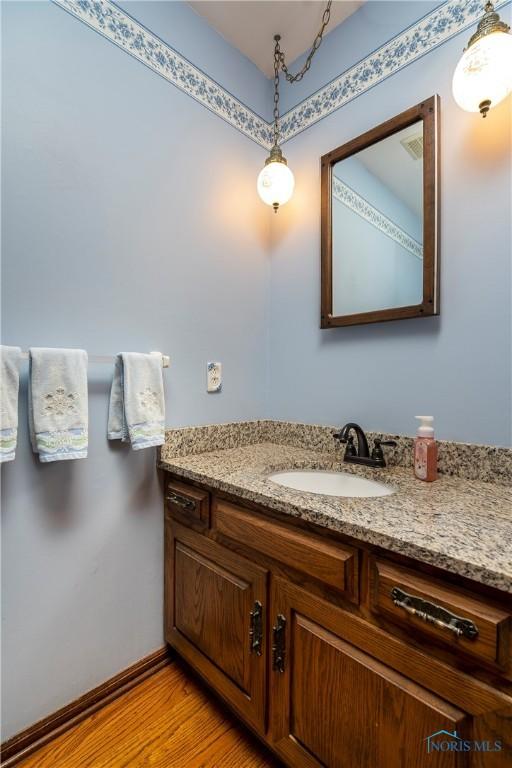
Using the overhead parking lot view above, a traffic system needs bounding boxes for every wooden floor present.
[19,661,279,768]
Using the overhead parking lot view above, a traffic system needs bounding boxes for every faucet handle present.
[371,438,397,462]
[333,431,357,457]
[344,435,357,457]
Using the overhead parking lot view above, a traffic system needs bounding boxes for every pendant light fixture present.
[257,2,332,212]
[452,1,512,117]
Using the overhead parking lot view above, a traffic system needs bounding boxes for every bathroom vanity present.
[160,425,512,768]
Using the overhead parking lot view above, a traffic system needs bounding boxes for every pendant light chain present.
[278,0,332,83]
[272,0,332,147]
[273,38,281,147]
[259,1,332,212]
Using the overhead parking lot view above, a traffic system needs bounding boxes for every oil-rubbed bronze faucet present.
[333,423,397,468]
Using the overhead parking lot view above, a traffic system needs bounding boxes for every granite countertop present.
[159,442,512,593]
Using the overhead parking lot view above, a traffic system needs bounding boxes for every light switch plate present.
[207,362,222,393]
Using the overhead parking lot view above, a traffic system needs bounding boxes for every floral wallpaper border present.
[52,0,274,148]
[279,0,509,142]
[332,177,423,260]
[52,0,509,149]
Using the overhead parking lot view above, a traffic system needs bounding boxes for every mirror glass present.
[331,120,424,317]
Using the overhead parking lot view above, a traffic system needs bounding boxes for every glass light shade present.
[257,160,295,212]
[452,31,512,115]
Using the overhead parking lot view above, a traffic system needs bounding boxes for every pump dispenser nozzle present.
[415,416,434,438]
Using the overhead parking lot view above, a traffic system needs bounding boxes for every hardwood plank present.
[17,662,279,768]
[1,647,171,767]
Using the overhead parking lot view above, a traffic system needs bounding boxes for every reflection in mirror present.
[332,121,424,317]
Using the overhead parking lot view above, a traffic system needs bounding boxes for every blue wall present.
[268,4,511,445]
[1,0,269,739]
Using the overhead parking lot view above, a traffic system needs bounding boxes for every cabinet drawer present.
[165,478,210,529]
[213,498,358,601]
[369,557,511,669]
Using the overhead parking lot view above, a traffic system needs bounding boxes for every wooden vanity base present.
[164,473,512,768]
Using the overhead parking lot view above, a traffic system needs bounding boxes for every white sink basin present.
[267,469,394,498]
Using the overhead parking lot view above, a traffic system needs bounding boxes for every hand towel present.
[0,346,22,463]
[28,348,88,462]
[108,352,165,450]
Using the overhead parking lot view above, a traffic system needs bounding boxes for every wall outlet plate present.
[207,362,222,393]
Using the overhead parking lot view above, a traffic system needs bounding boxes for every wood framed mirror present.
[321,96,440,328]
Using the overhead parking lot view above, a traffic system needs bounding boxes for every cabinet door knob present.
[249,601,263,656]
[272,614,286,672]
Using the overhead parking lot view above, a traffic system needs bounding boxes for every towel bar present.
[19,351,170,368]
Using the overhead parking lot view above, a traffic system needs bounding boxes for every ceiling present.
[188,1,364,77]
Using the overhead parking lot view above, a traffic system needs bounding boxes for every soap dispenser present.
[414,416,438,482]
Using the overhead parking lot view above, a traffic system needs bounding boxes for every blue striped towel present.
[0,346,22,463]
[107,352,165,450]
[28,348,88,462]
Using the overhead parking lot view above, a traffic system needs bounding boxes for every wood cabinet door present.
[270,577,471,768]
[165,521,268,733]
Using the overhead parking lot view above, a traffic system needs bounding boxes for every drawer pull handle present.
[272,614,286,672]
[165,491,196,512]
[249,601,263,656]
[391,587,479,640]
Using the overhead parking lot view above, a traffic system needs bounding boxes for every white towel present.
[108,352,165,450]
[0,346,22,463]
[28,348,88,462]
